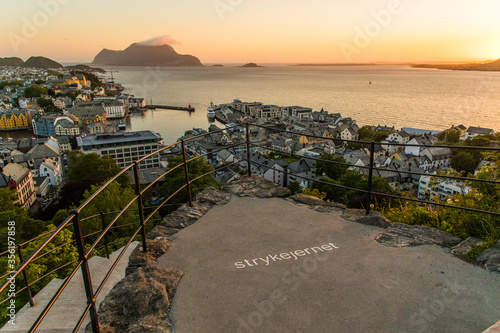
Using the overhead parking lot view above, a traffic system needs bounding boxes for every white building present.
[418,175,471,201]
[77,130,163,169]
[54,117,80,136]
[341,127,359,141]
[420,147,453,170]
[387,130,410,144]
[405,136,433,157]
[102,101,126,119]
[39,158,63,186]
[462,126,495,140]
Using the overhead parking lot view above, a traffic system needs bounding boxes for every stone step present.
[0,242,139,332]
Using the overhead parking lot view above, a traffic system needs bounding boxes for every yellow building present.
[63,74,88,87]
[0,110,30,130]
[68,106,106,126]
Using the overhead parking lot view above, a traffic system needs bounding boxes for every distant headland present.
[413,59,500,72]
[92,43,203,66]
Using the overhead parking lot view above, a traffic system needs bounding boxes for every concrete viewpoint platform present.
[157,196,500,333]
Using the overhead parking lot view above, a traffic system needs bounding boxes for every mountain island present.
[92,43,203,66]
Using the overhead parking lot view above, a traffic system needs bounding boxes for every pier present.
[147,105,195,112]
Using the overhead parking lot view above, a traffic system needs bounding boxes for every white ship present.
[207,102,216,119]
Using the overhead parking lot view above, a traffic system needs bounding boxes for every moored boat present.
[207,102,216,118]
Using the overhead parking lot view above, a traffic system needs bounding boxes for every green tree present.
[58,152,128,208]
[288,181,302,195]
[78,181,140,243]
[0,188,48,248]
[312,170,393,207]
[0,81,22,89]
[446,129,460,144]
[37,97,54,108]
[358,125,373,141]
[24,84,48,98]
[467,136,490,147]
[373,131,390,142]
[451,151,478,175]
[314,154,348,180]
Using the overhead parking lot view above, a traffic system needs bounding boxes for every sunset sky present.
[1,0,499,64]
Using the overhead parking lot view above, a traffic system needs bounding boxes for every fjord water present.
[108,65,500,143]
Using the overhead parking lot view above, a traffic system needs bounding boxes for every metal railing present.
[0,122,499,332]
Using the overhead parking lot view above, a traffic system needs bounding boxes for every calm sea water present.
[106,65,500,143]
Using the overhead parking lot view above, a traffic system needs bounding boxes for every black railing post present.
[181,140,193,206]
[133,162,148,253]
[72,211,100,333]
[100,212,110,259]
[245,123,251,176]
[17,245,34,307]
[366,141,375,215]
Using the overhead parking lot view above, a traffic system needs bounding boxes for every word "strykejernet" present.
[234,243,339,269]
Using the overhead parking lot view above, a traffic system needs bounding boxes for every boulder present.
[222,175,290,198]
[161,202,210,229]
[146,225,180,240]
[343,209,392,228]
[126,239,170,275]
[86,266,182,333]
[450,237,483,258]
[288,193,346,210]
[375,223,462,248]
[475,241,500,274]
[195,186,232,207]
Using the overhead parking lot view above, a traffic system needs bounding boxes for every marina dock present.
[147,105,195,112]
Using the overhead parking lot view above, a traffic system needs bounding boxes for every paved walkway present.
[157,196,500,333]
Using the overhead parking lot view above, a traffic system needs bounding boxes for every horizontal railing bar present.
[82,230,103,239]
[367,165,500,185]
[251,124,500,151]
[109,222,139,231]
[371,190,500,216]
[29,260,83,333]
[250,157,500,216]
[248,158,368,194]
[251,142,500,186]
